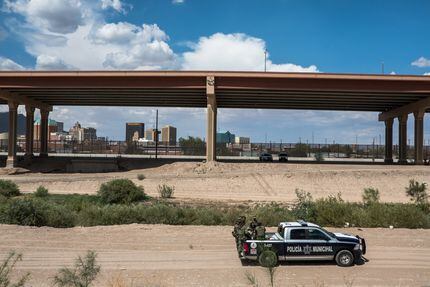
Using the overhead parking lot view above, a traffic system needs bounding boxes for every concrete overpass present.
[1,71,430,167]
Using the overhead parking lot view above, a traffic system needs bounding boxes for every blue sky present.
[0,0,429,143]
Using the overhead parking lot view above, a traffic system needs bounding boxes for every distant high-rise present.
[125,123,145,142]
[144,128,157,141]
[69,122,97,142]
[161,125,177,145]
[216,131,235,144]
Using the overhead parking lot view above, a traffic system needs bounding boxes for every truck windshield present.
[319,227,335,238]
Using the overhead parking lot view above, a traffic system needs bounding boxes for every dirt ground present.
[0,224,428,287]
[2,161,429,203]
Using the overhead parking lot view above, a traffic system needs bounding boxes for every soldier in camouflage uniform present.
[232,216,247,256]
[246,217,259,239]
[255,221,266,240]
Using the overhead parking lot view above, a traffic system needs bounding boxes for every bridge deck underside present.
[1,88,429,112]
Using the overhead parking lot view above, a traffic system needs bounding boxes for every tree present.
[178,136,206,156]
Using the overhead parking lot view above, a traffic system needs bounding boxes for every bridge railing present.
[1,139,428,160]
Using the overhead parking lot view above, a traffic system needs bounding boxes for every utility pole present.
[155,109,159,159]
[381,61,385,74]
[264,50,267,72]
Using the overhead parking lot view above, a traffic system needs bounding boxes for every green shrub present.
[0,251,30,287]
[362,187,380,204]
[158,184,175,199]
[1,198,75,228]
[0,194,7,204]
[405,179,428,204]
[293,189,315,220]
[0,180,20,198]
[312,193,348,227]
[34,186,49,198]
[137,174,145,181]
[53,250,100,287]
[314,152,324,162]
[98,179,146,204]
[0,192,429,229]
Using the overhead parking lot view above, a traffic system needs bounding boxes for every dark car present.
[238,220,366,267]
[278,152,289,162]
[259,153,273,162]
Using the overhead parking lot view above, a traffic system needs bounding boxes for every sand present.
[2,161,429,203]
[0,224,429,287]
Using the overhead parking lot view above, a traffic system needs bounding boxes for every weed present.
[34,186,49,198]
[0,180,20,198]
[53,250,100,287]
[267,266,277,287]
[362,188,380,204]
[245,271,260,287]
[137,174,145,181]
[158,184,175,199]
[405,179,428,204]
[107,273,134,287]
[0,251,30,287]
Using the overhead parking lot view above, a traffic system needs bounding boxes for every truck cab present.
[241,220,366,267]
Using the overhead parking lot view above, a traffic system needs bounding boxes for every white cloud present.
[181,33,318,72]
[89,22,176,70]
[36,54,75,70]
[424,72,430,76]
[172,0,184,4]
[411,56,430,68]
[0,56,25,70]
[101,0,128,13]
[3,0,85,34]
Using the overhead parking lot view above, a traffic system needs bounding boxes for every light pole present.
[155,109,160,159]
[264,50,267,72]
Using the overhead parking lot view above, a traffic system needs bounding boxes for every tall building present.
[235,136,250,144]
[69,122,97,142]
[216,131,235,144]
[56,121,64,133]
[125,122,145,142]
[161,125,177,145]
[144,128,157,141]
[34,118,59,140]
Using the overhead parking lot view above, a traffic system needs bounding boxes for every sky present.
[0,0,430,143]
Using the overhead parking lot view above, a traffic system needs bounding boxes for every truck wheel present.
[258,250,278,267]
[335,250,354,267]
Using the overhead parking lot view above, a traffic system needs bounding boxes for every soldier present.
[232,216,247,256]
[255,221,266,240]
[246,217,259,239]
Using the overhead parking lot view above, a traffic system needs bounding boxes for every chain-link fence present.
[1,139,429,160]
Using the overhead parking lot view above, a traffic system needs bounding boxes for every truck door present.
[285,228,307,259]
[304,228,335,259]
[285,228,335,259]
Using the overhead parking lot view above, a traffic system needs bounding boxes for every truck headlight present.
[354,244,360,250]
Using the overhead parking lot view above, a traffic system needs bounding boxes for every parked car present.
[238,220,366,267]
[278,152,289,162]
[259,153,273,162]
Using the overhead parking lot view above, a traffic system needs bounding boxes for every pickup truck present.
[239,220,366,267]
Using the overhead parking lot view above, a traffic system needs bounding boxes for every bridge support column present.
[39,108,49,157]
[398,114,408,164]
[414,109,425,165]
[206,76,217,162]
[384,118,393,164]
[25,106,35,158]
[6,101,19,168]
